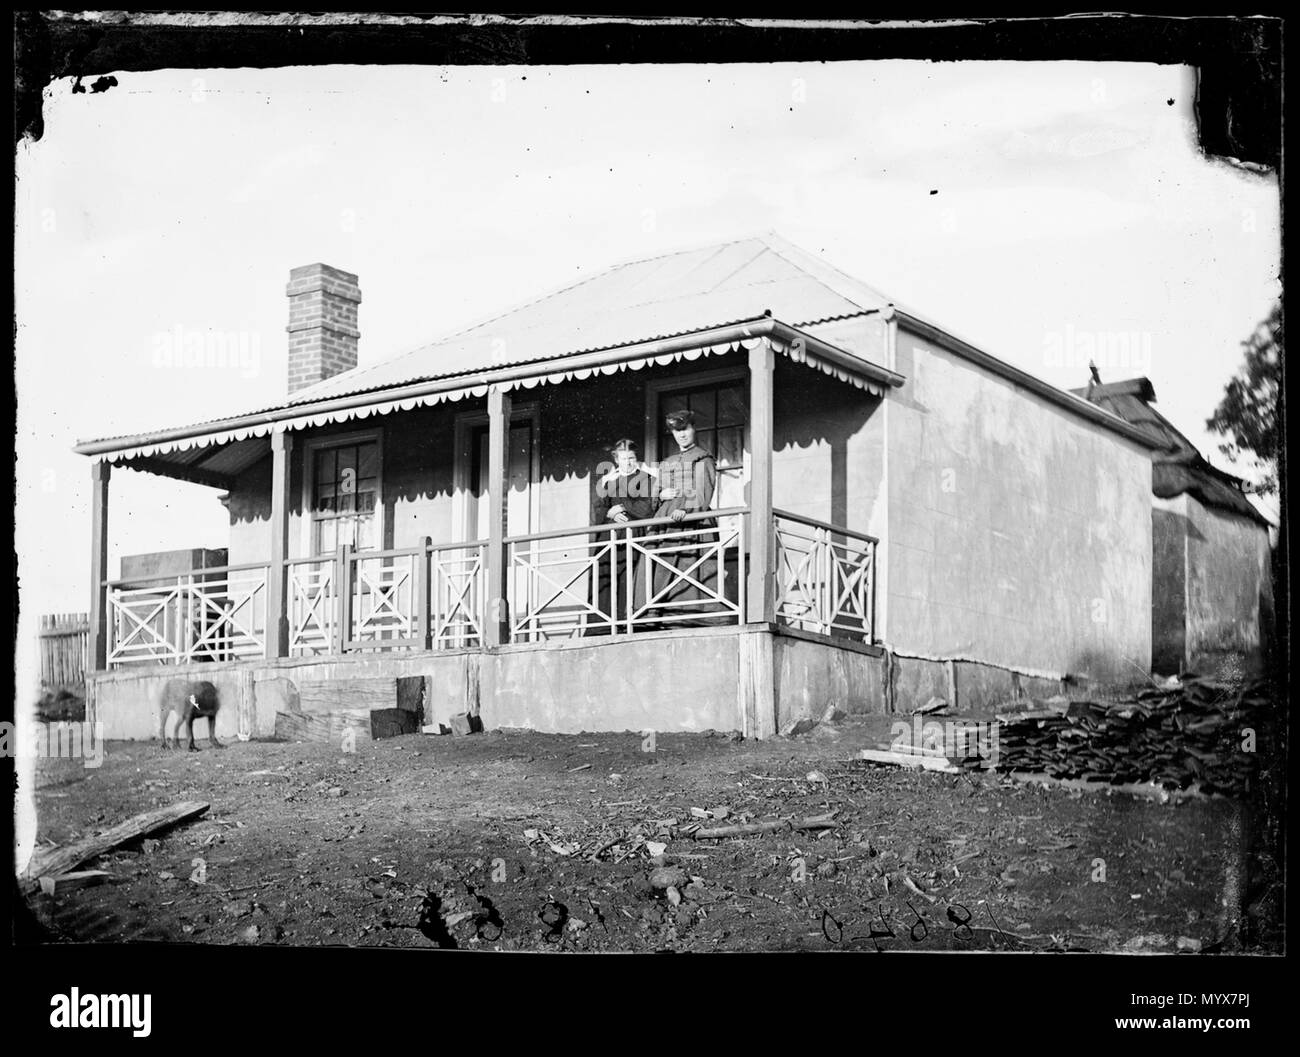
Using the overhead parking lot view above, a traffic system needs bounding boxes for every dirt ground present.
[22,717,1281,953]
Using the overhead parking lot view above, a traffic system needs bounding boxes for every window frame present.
[644,367,751,485]
[299,427,385,557]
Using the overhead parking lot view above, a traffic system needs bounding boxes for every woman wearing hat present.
[588,438,658,634]
[643,409,722,623]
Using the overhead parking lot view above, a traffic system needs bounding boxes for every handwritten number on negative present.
[947,902,974,941]
[905,900,928,942]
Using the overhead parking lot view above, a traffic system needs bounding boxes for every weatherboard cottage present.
[77,235,1160,739]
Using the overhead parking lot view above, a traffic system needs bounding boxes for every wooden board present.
[274,710,332,745]
[235,669,256,741]
[370,708,421,740]
[297,677,398,714]
[396,675,424,715]
[858,748,960,774]
[21,801,209,895]
[39,870,110,896]
[881,741,963,759]
[274,709,369,745]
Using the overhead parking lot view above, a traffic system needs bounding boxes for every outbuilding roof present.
[1072,377,1272,526]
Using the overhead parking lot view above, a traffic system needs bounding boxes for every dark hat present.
[665,409,696,429]
[609,437,639,454]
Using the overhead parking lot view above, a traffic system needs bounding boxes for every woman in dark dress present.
[587,438,658,634]
[643,410,722,623]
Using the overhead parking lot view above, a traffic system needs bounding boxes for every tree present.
[1208,304,1286,696]
[1206,303,1282,494]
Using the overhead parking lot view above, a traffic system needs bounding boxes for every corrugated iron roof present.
[80,234,891,449]
[286,233,891,404]
[80,233,1154,461]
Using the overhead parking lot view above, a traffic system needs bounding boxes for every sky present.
[14,59,1282,642]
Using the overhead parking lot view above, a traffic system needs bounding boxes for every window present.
[307,434,381,554]
[657,378,746,471]
[648,370,749,514]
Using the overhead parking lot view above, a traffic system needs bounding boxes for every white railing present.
[107,564,269,666]
[286,541,486,656]
[287,555,335,656]
[773,509,877,642]
[430,542,486,648]
[102,510,876,666]
[506,508,747,642]
[345,546,422,652]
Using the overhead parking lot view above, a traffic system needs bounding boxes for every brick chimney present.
[286,263,361,395]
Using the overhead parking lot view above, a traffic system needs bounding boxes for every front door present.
[448,408,538,644]
[466,418,536,540]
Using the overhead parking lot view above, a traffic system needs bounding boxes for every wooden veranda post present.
[334,543,354,655]
[266,429,294,658]
[88,460,110,672]
[747,339,776,623]
[417,536,432,649]
[485,386,512,646]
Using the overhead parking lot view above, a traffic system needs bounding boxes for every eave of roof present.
[890,309,1166,451]
[74,316,903,458]
[1153,453,1273,527]
[74,231,1162,460]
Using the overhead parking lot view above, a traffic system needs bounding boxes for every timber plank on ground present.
[21,801,210,896]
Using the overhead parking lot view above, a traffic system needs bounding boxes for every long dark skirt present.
[585,529,645,635]
[635,522,729,625]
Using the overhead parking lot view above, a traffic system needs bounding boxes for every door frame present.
[451,401,540,542]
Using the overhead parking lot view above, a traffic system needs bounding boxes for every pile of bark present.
[993,676,1272,796]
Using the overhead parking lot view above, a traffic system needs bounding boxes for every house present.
[75,235,1161,740]
[1073,376,1274,677]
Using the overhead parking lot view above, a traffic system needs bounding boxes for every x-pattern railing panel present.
[185,575,266,660]
[774,531,824,625]
[351,556,415,642]
[431,546,485,647]
[825,540,872,633]
[627,527,741,623]
[509,537,616,640]
[107,568,268,666]
[774,513,876,642]
[288,562,334,655]
[506,519,743,641]
[109,586,182,663]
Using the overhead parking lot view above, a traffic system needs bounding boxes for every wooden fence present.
[39,612,89,689]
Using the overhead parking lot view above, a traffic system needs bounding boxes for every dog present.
[159,679,223,751]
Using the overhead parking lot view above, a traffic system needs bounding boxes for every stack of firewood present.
[993,677,1272,796]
